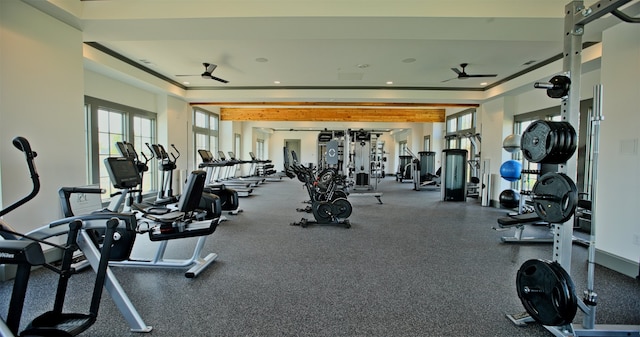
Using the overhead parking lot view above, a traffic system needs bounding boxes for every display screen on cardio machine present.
[104,157,142,189]
[198,149,214,162]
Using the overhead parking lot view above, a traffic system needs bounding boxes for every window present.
[193,108,219,166]
[423,136,431,152]
[132,116,155,193]
[256,139,265,160]
[444,108,476,150]
[446,118,458,133]
[234,133,241,158]
[398,140,407,155]
[97,108,125,196]
[446,138,458,150]
[445,108,477,180]
[85,96,156,201]
[445,108,475,138]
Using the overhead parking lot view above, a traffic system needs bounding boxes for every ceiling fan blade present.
[204,63,217,73]
[211,76,229,84]
[441,77,458,83]
[465,74,497,78]
[175,74,199,77]
[451,67,462,75]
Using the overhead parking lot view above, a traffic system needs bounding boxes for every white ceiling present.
[24,0,640,105]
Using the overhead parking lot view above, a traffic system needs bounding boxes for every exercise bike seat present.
[142,170,220,241]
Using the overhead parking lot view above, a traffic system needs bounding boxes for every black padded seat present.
[497,212,543,227]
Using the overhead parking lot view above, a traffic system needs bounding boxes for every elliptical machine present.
[116,141,150,204]
[146,143,179,205]
[0,137,120,337]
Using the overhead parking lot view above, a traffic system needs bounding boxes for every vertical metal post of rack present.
[553,0,584,272]
[554,0,632,273]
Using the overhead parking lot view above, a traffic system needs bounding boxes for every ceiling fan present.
[176,62,229,83]
[442,63,497,82]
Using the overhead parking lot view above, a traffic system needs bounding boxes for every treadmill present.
[198,149,253,197]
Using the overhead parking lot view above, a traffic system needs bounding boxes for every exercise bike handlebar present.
[144,142,156,161]
[0,137,40,218]
[170,144,180,161]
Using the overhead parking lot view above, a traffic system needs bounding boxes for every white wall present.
[0,0,85,231]
[166,95,191,191]
[598,22,640,266]
[478,97,514,201]
[84,70,158,112]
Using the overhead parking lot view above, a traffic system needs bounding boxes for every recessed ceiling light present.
[402,58,416,63]
[480,82,488,86]
[274,81,281,84]
[256,57,269,63]
[386,81,393,85]
[182,81,190,85]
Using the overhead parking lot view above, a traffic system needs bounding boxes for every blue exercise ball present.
[500,160,522,181]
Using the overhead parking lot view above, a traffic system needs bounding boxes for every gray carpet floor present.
[1,176,639,336]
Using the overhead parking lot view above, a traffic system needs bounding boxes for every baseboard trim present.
[595,249,640,279]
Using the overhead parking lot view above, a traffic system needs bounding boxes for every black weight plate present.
[544,123,577,164]
[318,168,335,184]
[522,121,578,164]
[332,198,352,219]
[532,173,578,223]
[546,75,571,99]
[546,261,578,323]
[516,259,578,326]
[332,190,348,200]
[312,201,333,224]
[521,121,553,163]
[562,124,577,159]
[548,126,567,164]
[552,123,567,152]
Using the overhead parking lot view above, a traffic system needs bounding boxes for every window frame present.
[84,96,157,200]
[193,107,219,167]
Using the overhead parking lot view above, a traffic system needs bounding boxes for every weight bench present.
[493,212,553,243]
[493,212,588,246]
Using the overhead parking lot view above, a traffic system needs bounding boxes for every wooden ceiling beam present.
[194,101,478,108]
[220,107,446,122]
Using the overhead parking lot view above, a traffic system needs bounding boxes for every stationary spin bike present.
[286,149,352,228]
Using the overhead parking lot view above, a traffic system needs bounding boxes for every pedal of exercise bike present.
[21,312,96,336]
